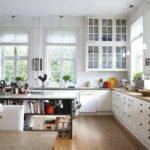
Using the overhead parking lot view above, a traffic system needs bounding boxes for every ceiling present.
[0,0,144,16]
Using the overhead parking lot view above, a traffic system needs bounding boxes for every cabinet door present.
[102,19,113,41]
[87,17,99,42]
[145,103,150,146]
[79,91,97,113]
[116,46,126,69]
[102,46,113,69]
[96,90,112,111]
[116,19,126,41]
[87,45,99,69]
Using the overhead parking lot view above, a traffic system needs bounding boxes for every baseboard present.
[79,111,112,116]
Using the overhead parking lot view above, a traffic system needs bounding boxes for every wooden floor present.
[54,115,148,150]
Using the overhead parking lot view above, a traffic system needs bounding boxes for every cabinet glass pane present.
[89,34,94,41]
[89,19,93,25]
[122,20,126,26]
[116,19,120,26]
[108,62,112,68]
[94,46,98,53]
[108,35,112,41]
[108,20,112,26]
[94,19,99,25]
[89,27,93,33]
[94,34,99,41]
[94,27,99,33]
[102,35,107,41]
[102,19,107,26]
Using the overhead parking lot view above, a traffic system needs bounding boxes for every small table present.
[0,131,57,150]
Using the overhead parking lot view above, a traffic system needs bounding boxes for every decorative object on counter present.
[145,58,150,66]
[63,75,71,87]
[0,80,6,95]
[99,79,103,88]
[32,58,42,71]
[107,77,118,88]
[103,81,112,88]
[139,89,150,96]
[35,74,49,94]
[132,72,144,91]
[85,81,93,88]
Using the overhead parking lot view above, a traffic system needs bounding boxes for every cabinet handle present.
[148,136,150,139]
[124,97,126,99]
[148,114,150,117]
[140,104,143,106]
[124,102,125,104]
[128,115,130,118]
[0,116,2,119]
[124,112,125,114]
[128,99,130,101]
[149,122,150,124]
[149,107,150,109]
[148,129,150,132]
[128,104,130,107]
[140,110,143,113]
[140,123,143,126]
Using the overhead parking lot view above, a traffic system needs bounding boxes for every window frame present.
[45,28,77,84]
[0,29,30,82]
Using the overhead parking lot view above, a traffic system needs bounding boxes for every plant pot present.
[46,106,55,114]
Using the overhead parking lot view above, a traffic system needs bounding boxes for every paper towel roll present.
[144,80,150,90]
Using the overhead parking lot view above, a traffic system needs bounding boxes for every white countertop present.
[0,92,77,100]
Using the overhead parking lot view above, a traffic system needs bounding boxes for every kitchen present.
[0,0,150,150]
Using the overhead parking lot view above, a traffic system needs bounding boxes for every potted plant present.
[63,75,71,83]
[15,76,24,82]
[132,72,143,83]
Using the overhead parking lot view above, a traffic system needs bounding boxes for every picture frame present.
[32,58,42,71]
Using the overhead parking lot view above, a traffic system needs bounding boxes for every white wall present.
[128,1,150,77]
[0,15,127,87]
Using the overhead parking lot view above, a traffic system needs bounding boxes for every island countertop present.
[0,93,77,100]
[0,131,57,150]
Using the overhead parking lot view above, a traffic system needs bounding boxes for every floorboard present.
[54,115,147,150]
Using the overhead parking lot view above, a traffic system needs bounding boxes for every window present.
[46,29,76,83]
[130,17,143,78]
[0,30,29,82]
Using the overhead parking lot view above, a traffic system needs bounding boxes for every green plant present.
[63,75,71,82]
[15,76,24,82]
[132,72,143,82]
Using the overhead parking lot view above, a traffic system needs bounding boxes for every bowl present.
[139,90,150,96]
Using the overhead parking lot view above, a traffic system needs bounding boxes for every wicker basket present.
[139,90,150,96]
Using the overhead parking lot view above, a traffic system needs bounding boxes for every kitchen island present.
[0,93,78,139]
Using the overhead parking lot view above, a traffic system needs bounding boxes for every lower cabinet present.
[79,90,112,113]
[112,91,150,149]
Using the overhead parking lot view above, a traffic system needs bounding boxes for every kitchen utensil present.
[107,77,118,88]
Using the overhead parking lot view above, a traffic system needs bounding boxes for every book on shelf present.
[23,101,45,114]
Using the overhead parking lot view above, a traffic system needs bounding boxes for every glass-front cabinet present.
[86,16,127,71]
[102,46,113,69]
[116,19,126,41]
[102,19,113,41]
[116,46,126,69]
[88,18,99,42]
[87,45,99,69]
[86,44,127,71]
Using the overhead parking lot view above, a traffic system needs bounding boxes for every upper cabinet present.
[86,16,127,71]
[88,18,99,42]
[116,19,126,41]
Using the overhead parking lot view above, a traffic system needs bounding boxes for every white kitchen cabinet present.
[145,102,150,146]
[79,90,112,113]
[112,91,150,149]
[79,91,97,113]
[96,90,112,111]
